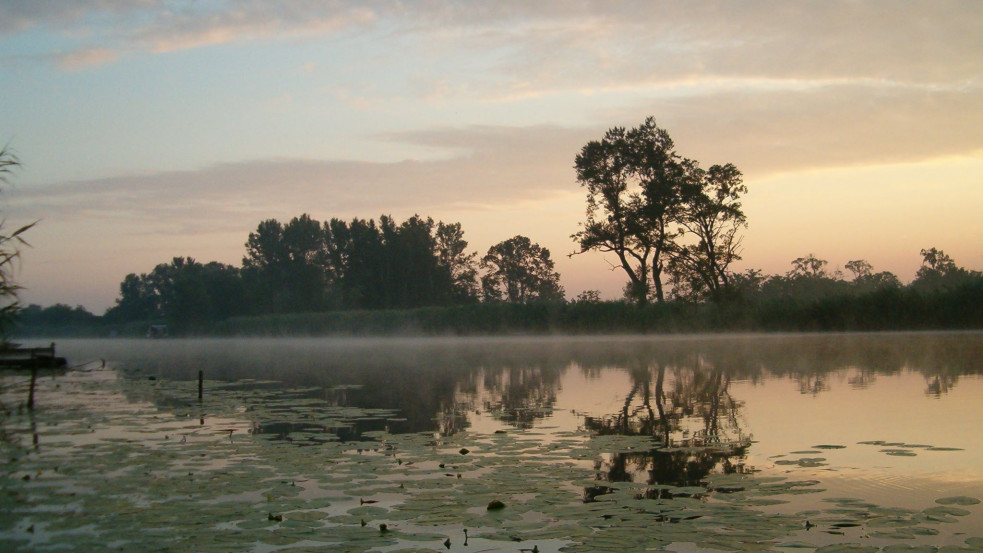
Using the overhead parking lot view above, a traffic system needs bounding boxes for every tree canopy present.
[573,117,747,305]
[104,257,245,332]
[481,235,564,303]
[104,213,533,330]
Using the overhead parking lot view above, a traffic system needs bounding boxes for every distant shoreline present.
[15,280,983,338]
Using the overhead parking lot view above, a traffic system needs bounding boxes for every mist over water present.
[49,332,983,477]
[9,332,982,550]
[47,331,983,384]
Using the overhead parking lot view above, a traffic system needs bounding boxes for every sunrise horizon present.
[2,1,981,313]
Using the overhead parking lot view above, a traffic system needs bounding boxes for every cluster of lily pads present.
[2,365,981,552]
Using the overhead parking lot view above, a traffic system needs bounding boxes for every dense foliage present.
[102,257,245,332]
[239,214,484,313]
[91,214,561,334]
[480,235,564,303]
[16,246,981,337]
[15,303,102,336]
[573,117,747,305]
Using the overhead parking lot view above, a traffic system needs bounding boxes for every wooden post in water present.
[26,348,41,410]
[27,366,38,410]
[198,370,203,402]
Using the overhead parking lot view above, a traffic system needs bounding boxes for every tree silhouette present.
[912,247,972,293]
[668,161,747,301]
[436,222,479,303]
[105,257,244,331]
[481,235,563,303]
[243,215,328,313]
[574,117,747,304]
[573,118,682,304]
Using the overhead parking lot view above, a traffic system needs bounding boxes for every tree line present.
[7,117,983,336]
[101,214,563,332]
[206,245,983,335]
[18,241,982,336]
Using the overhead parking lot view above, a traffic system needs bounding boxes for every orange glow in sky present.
[2,2,981,312]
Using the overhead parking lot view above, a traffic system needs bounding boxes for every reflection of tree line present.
[585,360,748,487]
[479,366,559,429]
[105,333,982,444]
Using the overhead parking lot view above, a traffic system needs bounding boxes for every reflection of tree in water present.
[242,364,474,442]
[97,332,982,448]
[480,365,562,429]
[796,374,828,395]
[925,373,958,396]
[243,360,565,441]
[435,372,479,436]
[847,368,877,389]
[585,357,748,488]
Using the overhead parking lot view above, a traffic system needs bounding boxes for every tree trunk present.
[616,251,649,306]
[653,268,665,303]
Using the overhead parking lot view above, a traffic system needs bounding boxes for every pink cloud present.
[54,46,119,70]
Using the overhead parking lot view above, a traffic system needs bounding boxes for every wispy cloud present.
[54,46,119,71]
[14,85,983,233]
[138,4,378,53]
[5,0,981,87]
[389,1,983,103]
[8,125,585,232]
[1,0,380,68]
[645,83,983,176]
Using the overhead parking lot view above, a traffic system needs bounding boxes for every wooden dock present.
[0,343,68,369]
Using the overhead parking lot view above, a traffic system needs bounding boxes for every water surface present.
[3,332,981,551]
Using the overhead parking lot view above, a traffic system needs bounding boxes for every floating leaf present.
[882,449,918,457]
[936,496,981,506]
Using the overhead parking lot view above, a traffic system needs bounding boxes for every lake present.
[2,332,982,552]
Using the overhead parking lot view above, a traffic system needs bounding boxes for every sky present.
[1,1,982,313]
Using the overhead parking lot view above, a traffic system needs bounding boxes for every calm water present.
[3,332,982,551]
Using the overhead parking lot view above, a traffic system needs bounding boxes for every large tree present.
[912,247,972,292]
[242,218,288,313]
[324,214,479,310]
[435,221,479,303]
[380,214,450,309]
[242,214,327,313]
[481,235,563,303]
[105,257,245,330]
[575,117,748,304]
[573,117,700,304]
[104,273,158,323]
[668,162,747,301]
[629,119,692,303]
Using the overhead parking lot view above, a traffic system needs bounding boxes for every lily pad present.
[881,449,917,457]
[936,496,981,506]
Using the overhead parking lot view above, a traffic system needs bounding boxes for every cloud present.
[13,76,983,233]
[1,0,379,68]
[6,0,980,86]
[137,3,378,53]
[621,82,983,177]
[8,125,588,234]
[391,1,983,103]
[54,46,119,71]
[0,0,159,34]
